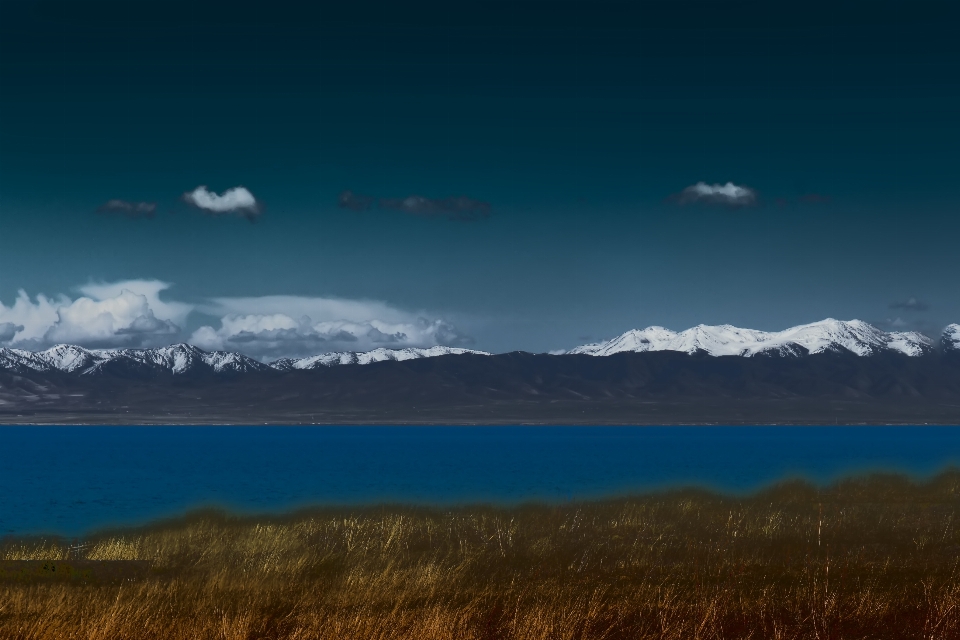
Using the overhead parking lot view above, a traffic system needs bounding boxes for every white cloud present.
[191,295,472,359]
[678,181,757,206]
[182,185,260,218]
[0,282,469,358]
[0,280,188,349]
[0,291,64,344]
[78,280,193,327]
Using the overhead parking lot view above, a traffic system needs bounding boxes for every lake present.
[2,425,959,536]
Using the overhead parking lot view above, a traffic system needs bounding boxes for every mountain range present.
[0,319,956,378]
[2,319,960,425]
[0,344,487,377]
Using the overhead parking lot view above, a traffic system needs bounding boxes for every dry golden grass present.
[3,470,960,639]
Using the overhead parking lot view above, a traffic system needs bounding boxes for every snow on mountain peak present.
[944,325,960,352]
[271,346,491,370]
[0,343,490,376]
[566,319,935,358]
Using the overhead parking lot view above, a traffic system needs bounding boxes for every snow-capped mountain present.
[566,319,936,358]
[0,343,270,376]
[944,325,960,353]
[0,343,489,376]
[271,346,490,371]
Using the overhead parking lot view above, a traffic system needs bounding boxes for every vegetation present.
[3,471,960,639]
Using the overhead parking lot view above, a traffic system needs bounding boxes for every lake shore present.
[5,397,960,425]
[4,471,960,639]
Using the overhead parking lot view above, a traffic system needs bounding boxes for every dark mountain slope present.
[3,351,960,424]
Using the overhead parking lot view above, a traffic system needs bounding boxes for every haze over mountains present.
[2,319,960,425]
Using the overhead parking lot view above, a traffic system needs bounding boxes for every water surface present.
[2,425,959,535]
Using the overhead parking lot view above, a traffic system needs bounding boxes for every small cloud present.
[182,186,261,220]
[799,193,831,204]
[379,195,491,222]
[890,297,929,311]
[339,191,492,221]
[676,182,757,206]
[96,199,157,218]
[338,190,374,211]
[0,322,23,343]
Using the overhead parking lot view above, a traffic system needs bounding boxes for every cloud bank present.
[677,182,757,206]
[0,282,470,359]
[183,186,261,220]
[0,280,188,349]
[191,295,472,359]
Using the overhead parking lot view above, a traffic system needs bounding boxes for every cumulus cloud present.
[0,280,189,349]
[191,295,472,359]
[890,297,929,311]
[44,290,179,346]
[182,186,261,220]
[676,182,757,206]
[96,199,157,218]
[339,191,491,221]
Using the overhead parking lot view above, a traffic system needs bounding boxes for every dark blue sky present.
[1,1,958,356]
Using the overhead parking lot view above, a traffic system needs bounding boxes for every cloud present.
[0,322,23,343]
[0,280,189,350]
[1,282,470,359]
[191,295,473,359]
[890,297,929,311]
[45,290,179,347]
[379,195,491,221]
[96,199,157,218]
[338,190,374,211]
[339,191,491,221]
[78,280,193,327]
[676,182,757,206]
[182,186,261,220]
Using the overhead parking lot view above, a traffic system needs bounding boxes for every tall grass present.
[3,471,960,639]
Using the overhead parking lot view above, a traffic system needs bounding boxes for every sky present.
[1,0,958,359]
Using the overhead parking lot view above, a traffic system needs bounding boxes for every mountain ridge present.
[566,319,941,358]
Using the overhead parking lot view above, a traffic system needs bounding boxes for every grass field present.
[2,470,960,639]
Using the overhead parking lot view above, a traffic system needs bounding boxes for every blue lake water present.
[2,425,960,536]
